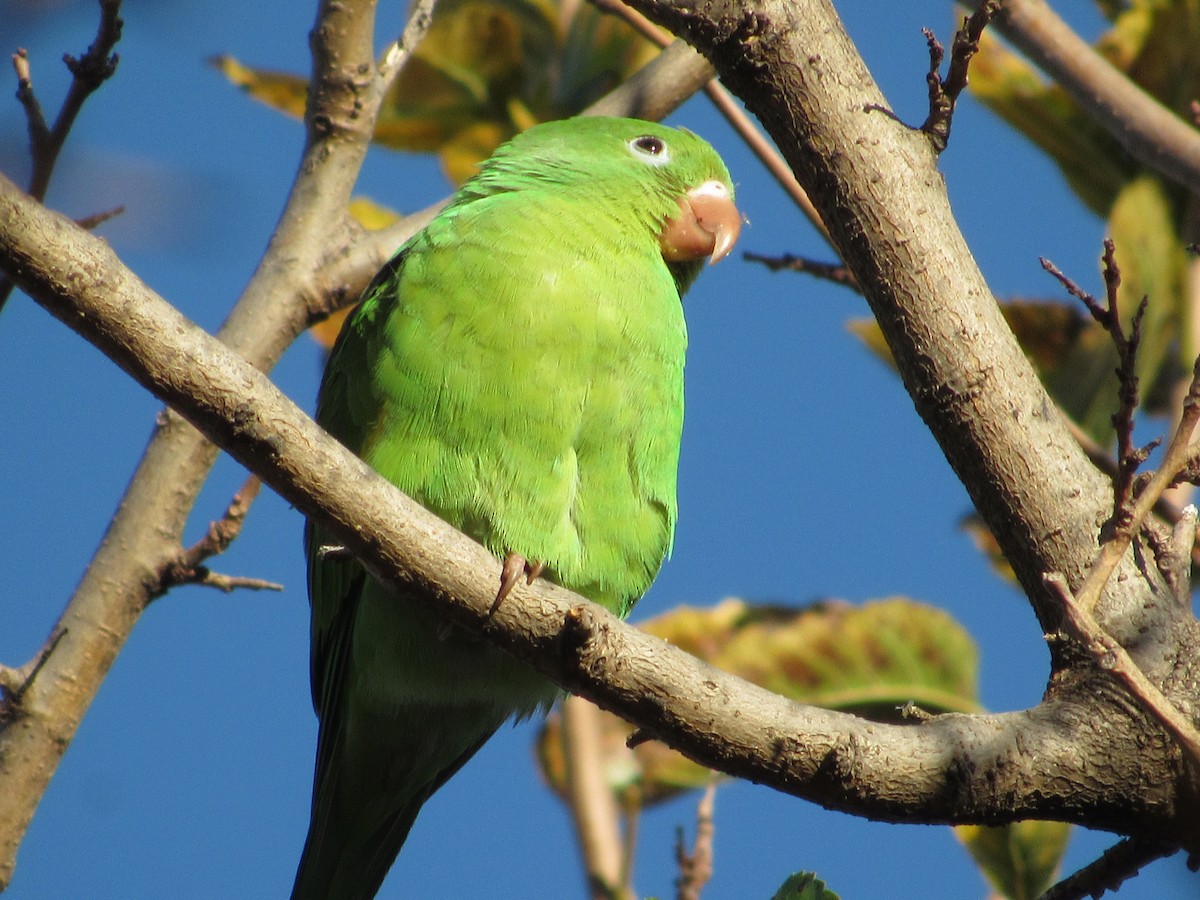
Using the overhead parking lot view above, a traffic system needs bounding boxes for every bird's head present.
[463,117,741,271]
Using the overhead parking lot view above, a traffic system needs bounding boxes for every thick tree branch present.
[0,169,1193,850]
[617,0,1187,669]
[1048,574,1200,768]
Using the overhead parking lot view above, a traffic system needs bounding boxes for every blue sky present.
[1,0,1196,897]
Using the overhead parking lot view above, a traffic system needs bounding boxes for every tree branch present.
[674,781,716,900]
[156,475,284,596]
[1047,573,1200,768]
[982,0,1200,193]
[919,1,998,153]
[1037,836,1179,900]
[619,0,1171,655]
[0,0,397,883]
[0,168,1192,848]
[561,695,632,899]
[0,0,124,315]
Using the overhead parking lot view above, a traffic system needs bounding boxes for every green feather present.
[293,116,734,900]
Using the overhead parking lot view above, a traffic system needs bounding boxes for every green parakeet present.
[292,116,739,899]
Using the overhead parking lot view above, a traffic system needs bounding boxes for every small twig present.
[920,1,999,152]
[1038,245,1200,616]
[1058,352,1200,578]
[1,0,124,316]
[675,779,716,900]
[156,474,281,597]
[1036,836,1177,900]
[899,700,934,722]
[1045,573,1200,766]
[592,0,832,246]
[1142,504,1197,606]
[1043,243,1154,522]
[20,0,123,201]
[74,205,125,231]
[11,49,48,140]
[625,727,653,749]
[189,571,284,593]
[375,0,436,92]
[618,787,641,894]
[742,251,861,291]
[1082,355,1200,614]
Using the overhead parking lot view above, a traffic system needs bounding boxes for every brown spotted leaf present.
[536,598,980,807]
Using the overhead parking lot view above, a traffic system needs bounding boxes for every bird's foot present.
[490,553,545,616]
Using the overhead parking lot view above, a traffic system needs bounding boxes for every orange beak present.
[658,180,741,265]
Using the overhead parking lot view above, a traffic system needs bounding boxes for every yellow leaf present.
[208,54,307,119]
[347,197,402,231]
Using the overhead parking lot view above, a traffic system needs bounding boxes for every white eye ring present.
[627,134,671,166]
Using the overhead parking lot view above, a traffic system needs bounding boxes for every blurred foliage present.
[965,0,1199,444]
[955,820,1072,900]
[769,871,841,900]
[217,0,659,351]
[213,0,658,184]
[854,2,1199,444]
[536,597,981,809]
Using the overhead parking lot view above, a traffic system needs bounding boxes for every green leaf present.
[770,871,841,900]
[955,821,1071,900]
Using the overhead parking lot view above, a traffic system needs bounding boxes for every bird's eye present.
[628,134,670,166]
